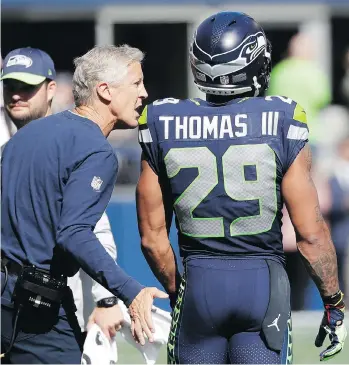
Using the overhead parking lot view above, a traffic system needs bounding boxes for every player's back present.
[139,96,308,263]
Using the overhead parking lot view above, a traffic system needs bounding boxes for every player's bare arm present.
[136,156,181,302]
[282,144,339,297]
[282,143,346,361]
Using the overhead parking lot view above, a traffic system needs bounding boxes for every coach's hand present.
[87,305,124,341]
[129,287,168,345]
[315,290,347,361]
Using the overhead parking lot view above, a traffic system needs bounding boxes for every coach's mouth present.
[135,105,144,119]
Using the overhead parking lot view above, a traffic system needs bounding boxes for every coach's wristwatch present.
[96,296,118,308]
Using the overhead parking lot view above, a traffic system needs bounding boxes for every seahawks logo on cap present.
[7,55,33,68]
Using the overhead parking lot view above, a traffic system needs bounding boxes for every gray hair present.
[72,44,144,106]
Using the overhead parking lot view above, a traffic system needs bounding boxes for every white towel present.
[81,324,118,364]
[82,302,171,365]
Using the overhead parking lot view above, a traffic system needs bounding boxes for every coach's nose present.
[140,81,148,100]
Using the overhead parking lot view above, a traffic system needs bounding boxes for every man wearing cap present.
[1,47,57,130]
[1,45,167,364]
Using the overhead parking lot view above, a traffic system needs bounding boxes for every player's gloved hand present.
[315,290,347,361]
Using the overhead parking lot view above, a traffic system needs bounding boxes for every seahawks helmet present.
[190,11,271,96]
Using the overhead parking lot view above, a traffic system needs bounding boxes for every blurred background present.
[1,1,349,362]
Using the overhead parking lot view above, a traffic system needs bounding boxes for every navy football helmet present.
[190,12,271,96]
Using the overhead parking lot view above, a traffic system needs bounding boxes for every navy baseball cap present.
[1,47,56,85]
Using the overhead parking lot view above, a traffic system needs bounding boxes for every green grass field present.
[115,312,348,364]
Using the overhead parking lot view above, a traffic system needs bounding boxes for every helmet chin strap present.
[253,76,262,96]
[196,83,252,96]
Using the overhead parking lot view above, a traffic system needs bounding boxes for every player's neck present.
[205,94,239,105]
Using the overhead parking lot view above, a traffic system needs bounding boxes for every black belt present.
[1,256,23,276]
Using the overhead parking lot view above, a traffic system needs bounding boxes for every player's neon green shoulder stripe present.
[138,105,148,126]
[237,97,250,103]
[189,98,200,106]
[293,103,307,124]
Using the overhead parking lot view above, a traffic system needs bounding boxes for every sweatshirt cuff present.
[118,278,144,307]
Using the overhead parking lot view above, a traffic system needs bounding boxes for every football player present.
[136,11,347,364]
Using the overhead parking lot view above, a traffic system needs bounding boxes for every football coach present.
[1,45,167,364]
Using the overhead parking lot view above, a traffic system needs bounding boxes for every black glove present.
[315,290,347,361]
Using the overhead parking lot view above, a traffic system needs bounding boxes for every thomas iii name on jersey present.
[160,114,248,140]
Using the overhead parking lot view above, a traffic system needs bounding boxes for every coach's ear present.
[47,80,57,104]
[96,82,112,103]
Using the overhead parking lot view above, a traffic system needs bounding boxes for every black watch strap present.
[96,296,118,308]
